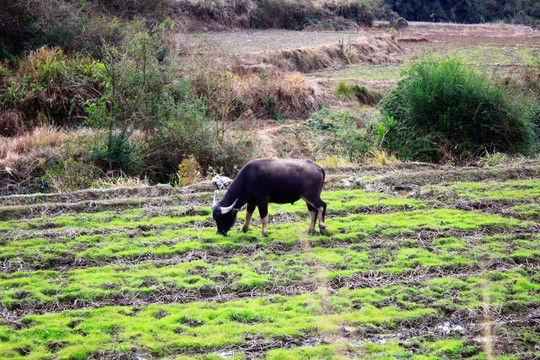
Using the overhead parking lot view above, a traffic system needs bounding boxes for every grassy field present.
[1,161,539,359]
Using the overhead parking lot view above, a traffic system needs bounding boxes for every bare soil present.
[394,22,540,47]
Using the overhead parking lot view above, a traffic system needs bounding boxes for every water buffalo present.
[212,159,328,237]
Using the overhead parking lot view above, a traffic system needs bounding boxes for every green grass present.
[265,344,351,359]
[0,207,530,269]
[7,230,535,312]
[1,169,539,359]
[413,45,539,68]
[423,179,540,202]
[0,294,435,359]
[311,64,404,82]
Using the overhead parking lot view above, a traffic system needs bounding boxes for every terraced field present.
[193,23,538,96]
[1,162,539,359]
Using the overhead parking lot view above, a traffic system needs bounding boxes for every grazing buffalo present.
[212,159,329,237]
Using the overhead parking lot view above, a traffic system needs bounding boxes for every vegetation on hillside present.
[0,21,253,191]
[385,0,540,25]
[0,0,539,194]
[0,0,384,61]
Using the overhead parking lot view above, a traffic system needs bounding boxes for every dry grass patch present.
[0,126,70,166]
[0,127,149,193]
[0,111,25,137]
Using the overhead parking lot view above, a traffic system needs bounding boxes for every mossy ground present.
[0,164,538,359]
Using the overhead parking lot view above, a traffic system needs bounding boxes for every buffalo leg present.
[258,203,269,237]
[316,199,329,236]
[304,197,328,236]
[307,203,318,235]
[241,204,256,233]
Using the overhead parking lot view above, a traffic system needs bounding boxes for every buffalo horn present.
[213,190,218,207]
[220,199,238,214]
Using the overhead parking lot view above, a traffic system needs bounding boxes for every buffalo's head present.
[212,191,238,236]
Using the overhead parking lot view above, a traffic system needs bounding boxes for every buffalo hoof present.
[241,227,249,233]
[308,230,317,236]
[260,232,268,238]
[319,228,329,236]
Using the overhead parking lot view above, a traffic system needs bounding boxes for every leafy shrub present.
[174,154,204,187]
[379,56,538,163]
[90,129,142,174]
[139,81,253,181]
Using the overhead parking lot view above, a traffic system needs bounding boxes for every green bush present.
[379,56,538,163]
[90,129,142,174]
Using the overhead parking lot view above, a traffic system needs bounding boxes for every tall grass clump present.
[335,81,383,105]
[304,107,379,162]
[379,56,538,163]
[0,47,104,128]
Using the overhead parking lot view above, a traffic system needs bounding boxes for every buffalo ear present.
[220,199,238,214]
[213,190,218,207]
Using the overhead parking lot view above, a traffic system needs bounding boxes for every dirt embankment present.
[232,34,402,75]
